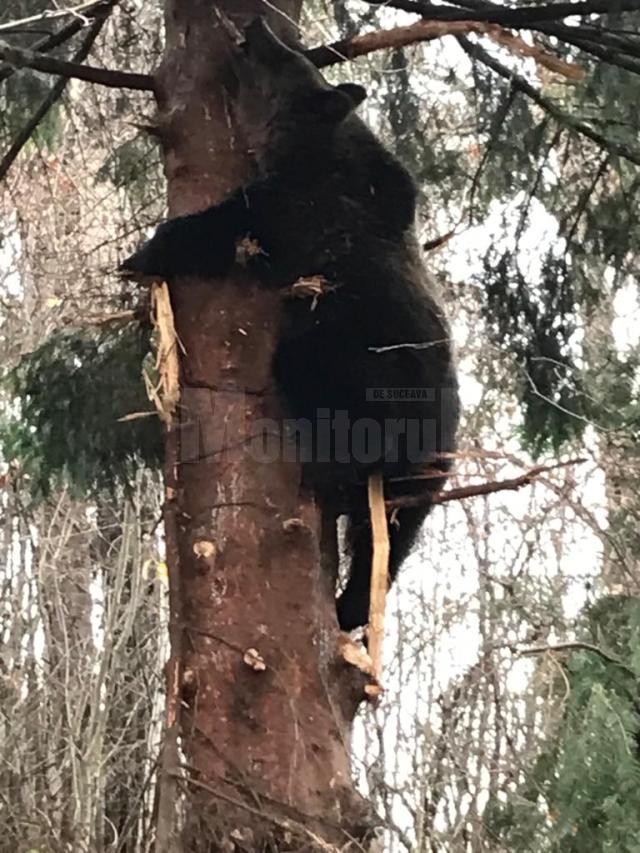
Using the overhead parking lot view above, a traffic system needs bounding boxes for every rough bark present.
[155,2,373,849]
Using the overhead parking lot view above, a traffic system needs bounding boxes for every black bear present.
[121,19,459,631]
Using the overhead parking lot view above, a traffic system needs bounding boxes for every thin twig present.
[519,641,635,675]
[0,0,106,33]
[83,309,137,325]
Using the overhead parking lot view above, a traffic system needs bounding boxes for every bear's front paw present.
[119,239,169,282]
[119,218,181,281]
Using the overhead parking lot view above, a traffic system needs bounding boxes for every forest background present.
[1,0,640,850]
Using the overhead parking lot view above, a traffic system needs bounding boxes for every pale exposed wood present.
[367,473,390,689]
[338,633,374,676]
[150,282,180,424]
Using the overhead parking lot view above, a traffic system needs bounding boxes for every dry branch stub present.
[338,633,375,676]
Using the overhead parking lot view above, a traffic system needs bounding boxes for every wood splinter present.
[288,274,336,309]
[148,281,181,423]
[366,472,390,698]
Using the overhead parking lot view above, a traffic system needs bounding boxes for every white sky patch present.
[446,194,565,285]
[458,369,484,408]
[612,281,640,354]
[0,212,24,299]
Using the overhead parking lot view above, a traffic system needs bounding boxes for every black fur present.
[121,20,459,631]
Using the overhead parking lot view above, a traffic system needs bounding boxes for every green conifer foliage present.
[485,596,640,852]
[0,324,162,499]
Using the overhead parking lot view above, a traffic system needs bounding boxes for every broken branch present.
[386,458,588,510]
[308,19,584,81]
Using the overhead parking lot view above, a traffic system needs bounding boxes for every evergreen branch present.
[0,37,154,91]
[560,155,610,244]
[428,0,640,71]
[378,0,640,27]
[543,20,640,63]
[0,15,108,182]
[550,30,640,76]
[465,89,516,227]
[457,35,640,167]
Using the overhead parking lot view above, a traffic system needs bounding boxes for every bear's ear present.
[335,83,367,107]
[308,84,367,122]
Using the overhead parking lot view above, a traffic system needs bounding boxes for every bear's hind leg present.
[336,512,372,632]
[336,504,429,631]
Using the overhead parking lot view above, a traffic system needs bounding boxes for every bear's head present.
[230,18,367,170]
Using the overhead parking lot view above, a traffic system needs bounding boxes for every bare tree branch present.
[309,18,584,80]
[387,458,587,510]
[307,18,476,65]
[0,38,154,91]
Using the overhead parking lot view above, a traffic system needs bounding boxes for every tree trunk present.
[155,2,373,849]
